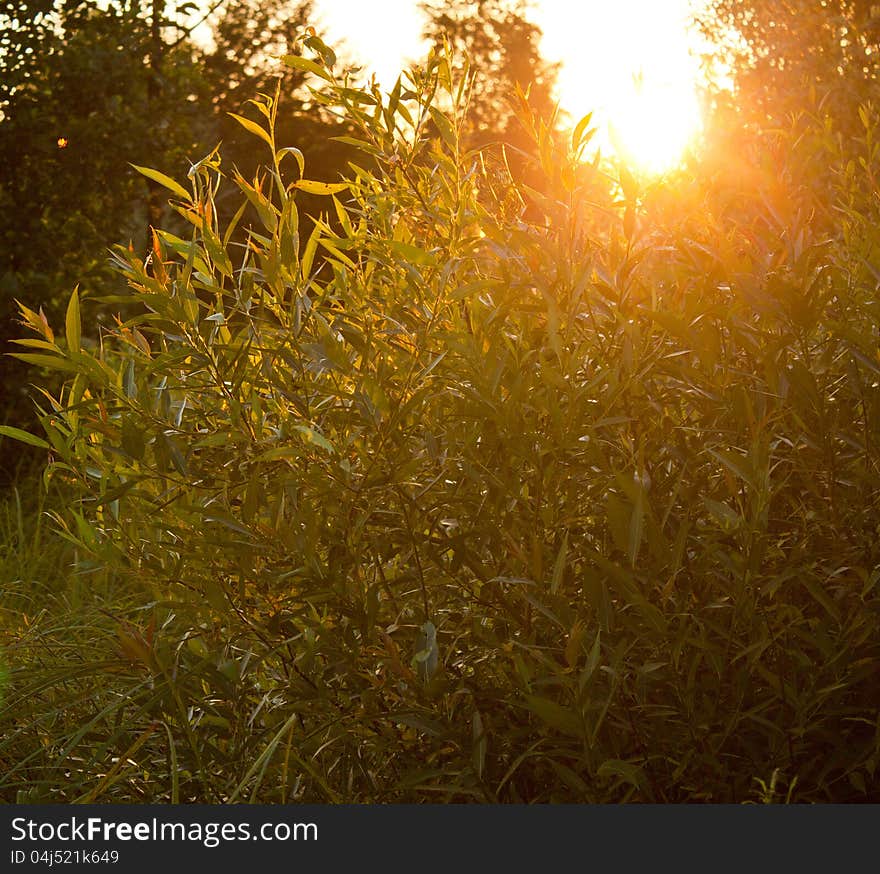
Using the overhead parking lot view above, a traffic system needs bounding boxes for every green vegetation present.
[1,7,878,802]
[0,0,345,463]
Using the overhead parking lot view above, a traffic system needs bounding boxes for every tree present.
[700,0,880,129]
[696,0,879,184]
[204,0,314,108]
[0,2,204,270]
[0,2,206,477]
[420,0,559,150]
[0,0,350,478]
[689,0,880,267]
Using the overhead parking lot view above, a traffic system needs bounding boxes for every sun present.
[311,0,706,175]
[535,0,705,174]
[607,77,702,174]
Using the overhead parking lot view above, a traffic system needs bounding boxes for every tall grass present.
[0,477,156,801]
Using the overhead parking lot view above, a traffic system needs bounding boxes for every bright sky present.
[312,0,706,173]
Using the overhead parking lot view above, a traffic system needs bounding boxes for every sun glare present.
[537,0,705,174]
[312,0,705,174]
[607,79,702,174]
[314,0,427,89]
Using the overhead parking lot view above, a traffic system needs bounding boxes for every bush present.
[3,39,879,802]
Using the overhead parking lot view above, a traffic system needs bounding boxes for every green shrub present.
[3,38,878,802]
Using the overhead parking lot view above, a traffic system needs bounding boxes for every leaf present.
[388,240,435,266]
[709,448,755,489]
[8,352,82,373]
[317,236,356,269]
[278,146,305,178]
[618,163,637,201]
[550,532,568,595]
[703,497,742,531]
[579,630,602,691]
[292,179,350,195]
[339,88,378,106]
[565,620,585,669]
[628,480,645,568]
[281,54,332,81]
[121,416,146,460]
[393,712,446,737]
[429,106,457,150]
[131,328,151,357]
[227,113,273,147]
[472,709,487,779]
[160,432,187,475]
[571,112,594,152]
[255,445,300,463]
[202,225,233,277]
[293,424,334,453]
[130,164,191,201]
[801,577,842,623]
[0,426,50,450]
[65,287,81,355]
[16,301,55,342]
[597,759,646,790]
[124,359,137,399]
[304,34,336,67]
[8,338,60,352]
[523,695,582,738]
[412,621,439,683]
[202,514,251,536]
[78,724,159,803]
[301,220,321,279]
[330,135,381,156]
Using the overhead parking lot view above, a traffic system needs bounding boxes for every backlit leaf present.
[130,164,191,201]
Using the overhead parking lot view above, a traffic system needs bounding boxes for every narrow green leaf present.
[579,630,602,691]
[571,112,594,152]
[255,445,301,463]
[124,359,137,399]
[709,448,755,489]
[281,54,332,81]
[130,164,191,201]
[523,695,582,738]
[429,106,457,150]
[597,759,646,790]
[160,433,187,475]
[628,481,645,568]
[202,514,251,536]
[801,577,842,623]
[338,89,378,106]
[121,416,146,460]
[301,221,321,280]
[472,709,487,780]
[227,112,273,147]
[65,287,81,355]
[292,179,350,195]
[278,146,305,178]
[0,426,51,450]
[703,497,742,531]
[388,240,435,266]
[304,34,336,67]
[9,338,61,352]
[293,424,334,453]
[8,353,81,373]
[330,135,381,156]
[550,532,568,595]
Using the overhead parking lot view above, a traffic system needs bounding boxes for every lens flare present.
[608,78,702,173]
